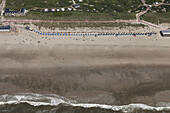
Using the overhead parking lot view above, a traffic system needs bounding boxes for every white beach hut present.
[44,9,49,12]
[68,8,72,11]
[51,9,55,12]
[61,8,65,11]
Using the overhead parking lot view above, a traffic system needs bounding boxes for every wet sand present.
[0,43,170,106]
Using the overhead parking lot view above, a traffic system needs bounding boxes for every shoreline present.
[0,25,170,105]
[0,41,170,105]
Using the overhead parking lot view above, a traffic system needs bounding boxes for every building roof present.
[4,8,26,14]
[21,8,26,13]
[5,8,10,11]
[0,25,10,29]
[72,4,80,8]
[5,11,20,13]
[161,30,170,34]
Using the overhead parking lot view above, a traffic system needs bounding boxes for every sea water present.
[0,93,170,113]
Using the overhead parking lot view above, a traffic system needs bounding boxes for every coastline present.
[0,25,170,106]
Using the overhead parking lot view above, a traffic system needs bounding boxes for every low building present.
[160,30,170,37]
[4,8,26,16]
[0,25,10,32]
[68,8,72,11]
[61,8,65,11]
[51,9,55,12]
[44,9,49,12]
[72,4,80,8]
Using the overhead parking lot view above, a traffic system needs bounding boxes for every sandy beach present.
[0,24,170,106]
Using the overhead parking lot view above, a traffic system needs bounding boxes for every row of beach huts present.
[25,26,158,36]
[44,4,80,12]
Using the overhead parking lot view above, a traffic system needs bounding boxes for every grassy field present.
[145,0,162,4]
[142,11,170,24]
[32,22,146,29]
[5,0,141,21]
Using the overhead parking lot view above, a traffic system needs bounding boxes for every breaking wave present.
[0,93,170,113]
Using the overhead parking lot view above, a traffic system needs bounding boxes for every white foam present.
[0,93,170,112]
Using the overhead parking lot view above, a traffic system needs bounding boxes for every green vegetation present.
[5,0,170,24]
[141,12,170,24]
[33,22,146,29]
[5,0,141,21]
[145,0,162,4]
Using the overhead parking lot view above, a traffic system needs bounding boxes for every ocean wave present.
[0,93,170,113]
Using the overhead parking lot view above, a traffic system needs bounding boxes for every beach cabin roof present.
[160,30,170,37]
[51,9,55,12]
[0,25,10,29]
[44,9,49,12]
[72,4,80,8]
[61,8,65,11]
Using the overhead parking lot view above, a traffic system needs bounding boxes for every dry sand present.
[0,25,170,106]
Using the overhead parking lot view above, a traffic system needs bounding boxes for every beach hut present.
[72,4,80,9]
[51,9,55,12]
[61,8,65,11]
[68,8,72,11]
[44,9,48,12]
